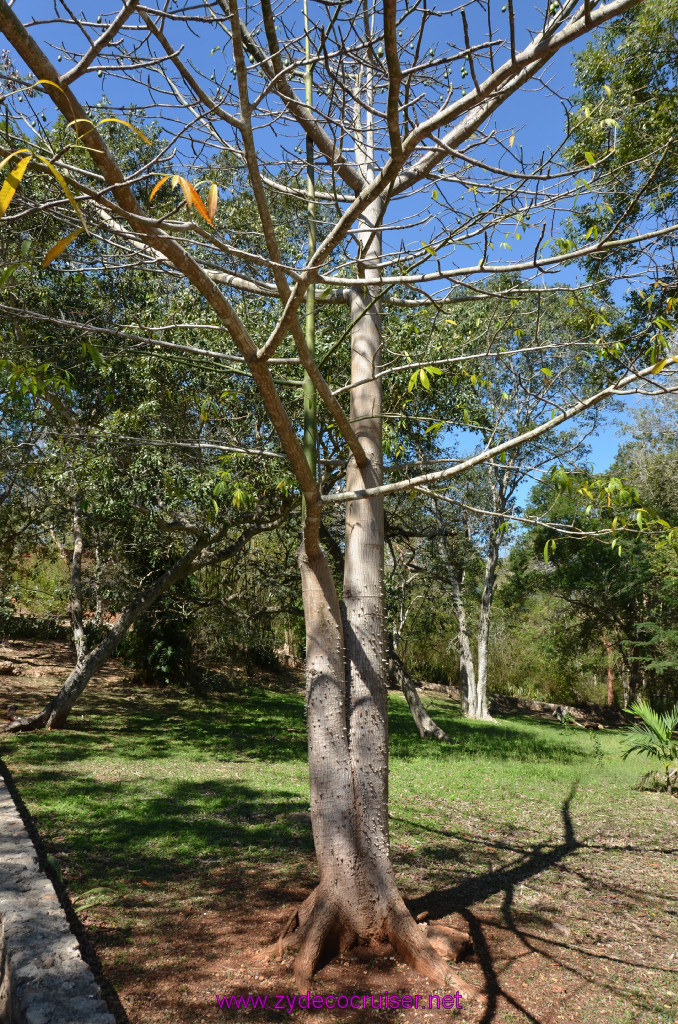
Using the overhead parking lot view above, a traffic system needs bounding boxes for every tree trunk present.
[289,204,478,999]
[473,530,500,721]
[387,642,450,743]
[449,570,476,716]
[603,637,615,706]
[70,502,87,666]
[2,524,264,732]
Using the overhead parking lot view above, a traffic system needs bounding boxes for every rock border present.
[0,772,117,1024]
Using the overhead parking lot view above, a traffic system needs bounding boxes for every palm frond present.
[626,698,666,743]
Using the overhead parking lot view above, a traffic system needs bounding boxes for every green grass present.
[1,680,677,1024]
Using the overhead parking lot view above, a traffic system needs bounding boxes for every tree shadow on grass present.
[403,784,676,1023]
[0,688,310,764]
[388,698,598,765]
[404,785,580,1023]
[3,678,601,772]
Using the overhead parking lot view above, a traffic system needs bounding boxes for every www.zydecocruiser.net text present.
[216,991,463,1012]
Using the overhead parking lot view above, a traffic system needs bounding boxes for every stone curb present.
[0,776,116,1024]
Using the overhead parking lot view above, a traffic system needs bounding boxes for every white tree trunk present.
[474,530,500,721]
[449,569,476,716]
[70,503,87,666]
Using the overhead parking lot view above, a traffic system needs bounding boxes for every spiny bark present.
[291,205,479,1000]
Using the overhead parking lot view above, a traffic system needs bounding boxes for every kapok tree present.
[2,0,676,998]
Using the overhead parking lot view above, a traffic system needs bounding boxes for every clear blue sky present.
[18,1,647,487]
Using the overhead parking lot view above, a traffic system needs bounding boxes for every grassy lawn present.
[1,642,677,1024]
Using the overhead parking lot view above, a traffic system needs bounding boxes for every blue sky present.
[14,1,650,483]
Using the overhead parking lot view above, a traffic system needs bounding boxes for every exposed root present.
[386,903,447,984]
[274,887,322,959]
[0,706,52,733]
[425,922,473,963]
[274,886,483,1009]
[275,909,299,959]
[387,904,485,1005]
[293,894,347,990]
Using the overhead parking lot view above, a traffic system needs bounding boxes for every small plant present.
[622,698,678,796]
[590,730,604,770]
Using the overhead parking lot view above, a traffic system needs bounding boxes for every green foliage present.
[622,697,678,793]
[121,599,196,688]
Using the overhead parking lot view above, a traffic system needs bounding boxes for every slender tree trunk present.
[388,643,450,742]
[603,637,615,706]
[449,570,476,716]
[70,502,87,666]
[93,543,103,626]
[2,523,266,733]
[474,530,500,721]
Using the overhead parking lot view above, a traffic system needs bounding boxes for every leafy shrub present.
[622,697,678,795]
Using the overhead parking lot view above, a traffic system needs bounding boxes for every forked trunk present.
[289,205,479,1000]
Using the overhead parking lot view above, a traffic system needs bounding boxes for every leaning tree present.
[2,0,678,999]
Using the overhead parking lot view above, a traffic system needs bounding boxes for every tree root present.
[425,922,473,963]
[0,705,52,733]
[386,905,484,1005]
[287,889,356,989]
[275,886,484,1008]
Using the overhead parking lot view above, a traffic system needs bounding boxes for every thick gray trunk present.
[290,202,473,993]
[343,202,391,894]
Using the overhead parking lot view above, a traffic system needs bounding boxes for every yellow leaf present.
[0,155,31,217]
[42,227,84,267]
[509,134,515,147]
[0,148,31,172]
[207,182,218,222]
[149,175,170,201]
[35,78,66,93]
[178,176,193,208]
[187,183,212,224]
[96,117,151,145]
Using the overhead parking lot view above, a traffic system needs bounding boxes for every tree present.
[1,0,675,995]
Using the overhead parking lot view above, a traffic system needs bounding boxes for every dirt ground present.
[1,638,676,1024]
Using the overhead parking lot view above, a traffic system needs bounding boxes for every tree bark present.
[473,528,500,721]
[289,203,477,998]
[603,636,615,706]
[70,502,87,666]
[449,569,476,717]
